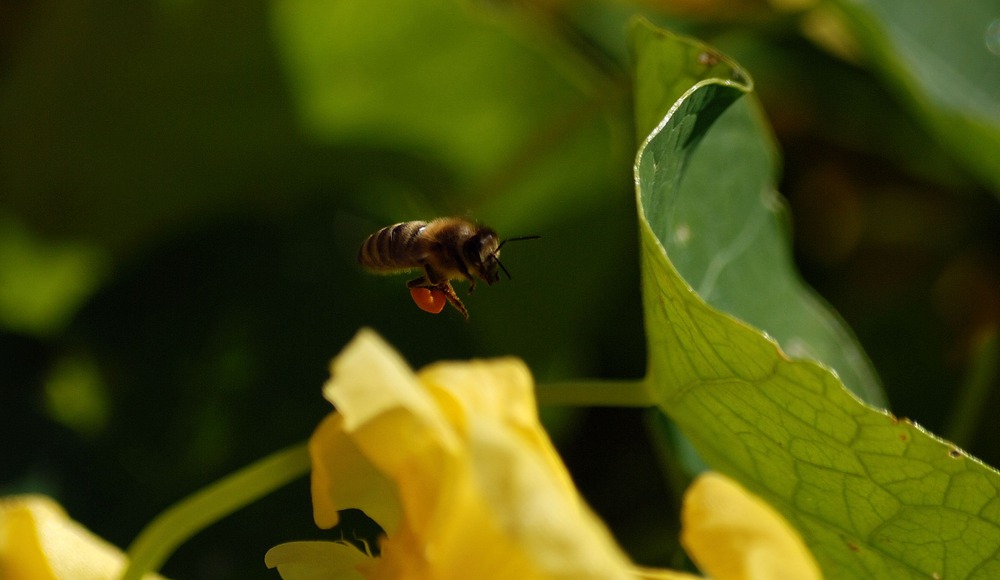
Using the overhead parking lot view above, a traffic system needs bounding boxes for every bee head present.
[464,227,502,285]
[463,228,540,285]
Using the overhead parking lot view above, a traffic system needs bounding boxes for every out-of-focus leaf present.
[0,1,305,248]
[825,0,1000,193]
[632,18,1000,579]
[0,216,108,336]
[269,0,625,220]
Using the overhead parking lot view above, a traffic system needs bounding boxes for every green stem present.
[535,378,655,407]
[121,442,310,580]
[943,329,999,448]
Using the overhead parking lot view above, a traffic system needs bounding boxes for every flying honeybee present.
[358,218,539,319]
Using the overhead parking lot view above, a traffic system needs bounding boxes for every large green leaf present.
[631,18,1000,579]
[826,0,1000,193]
[631,20,884,407]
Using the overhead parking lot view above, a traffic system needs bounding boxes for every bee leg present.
[467,279,476,295]
[406,276,468,319]
[406,276,432,289]
[436,281,469,320]
[407,265,440,289]
[414,265,449,287]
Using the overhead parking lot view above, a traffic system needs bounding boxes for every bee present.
[358,218,539,319]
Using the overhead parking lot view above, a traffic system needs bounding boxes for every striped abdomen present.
[357,221,429,273]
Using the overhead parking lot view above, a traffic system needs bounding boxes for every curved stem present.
[535,378,655,407]
[121,442,310,580]
[943,329,999,448]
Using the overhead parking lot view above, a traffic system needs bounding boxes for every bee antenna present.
[496,234,541,252]
[493,235,538,280]
[497,258,512,280]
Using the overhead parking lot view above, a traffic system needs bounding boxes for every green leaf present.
[270,0,624,218]
[631,18,1000,579]
[631,19,884,407]
[826,0,1000,193]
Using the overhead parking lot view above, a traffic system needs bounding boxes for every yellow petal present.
[309,412,401,532]
[632,567,704,580]
[418,360,636,578]
[416,357,538,430]
[457,420,636,579]
[0,495,163,580]
[319,330,460,538]
[265,540,373,580]
[417,359,580,500]
[323,328,453,444]
[363,428,636,580]
[680,473,823,580]
[309,330,644,579]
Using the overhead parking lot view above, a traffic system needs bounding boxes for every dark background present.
[2,1,997,577]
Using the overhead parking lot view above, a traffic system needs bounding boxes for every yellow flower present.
[0,495,164,580]
[680,474,822,580]
[265,329,822,580]
[267,329,636,579]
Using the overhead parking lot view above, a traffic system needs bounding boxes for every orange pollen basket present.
[409,287,447,314]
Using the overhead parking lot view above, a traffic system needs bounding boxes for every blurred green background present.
[2,0,998,577]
